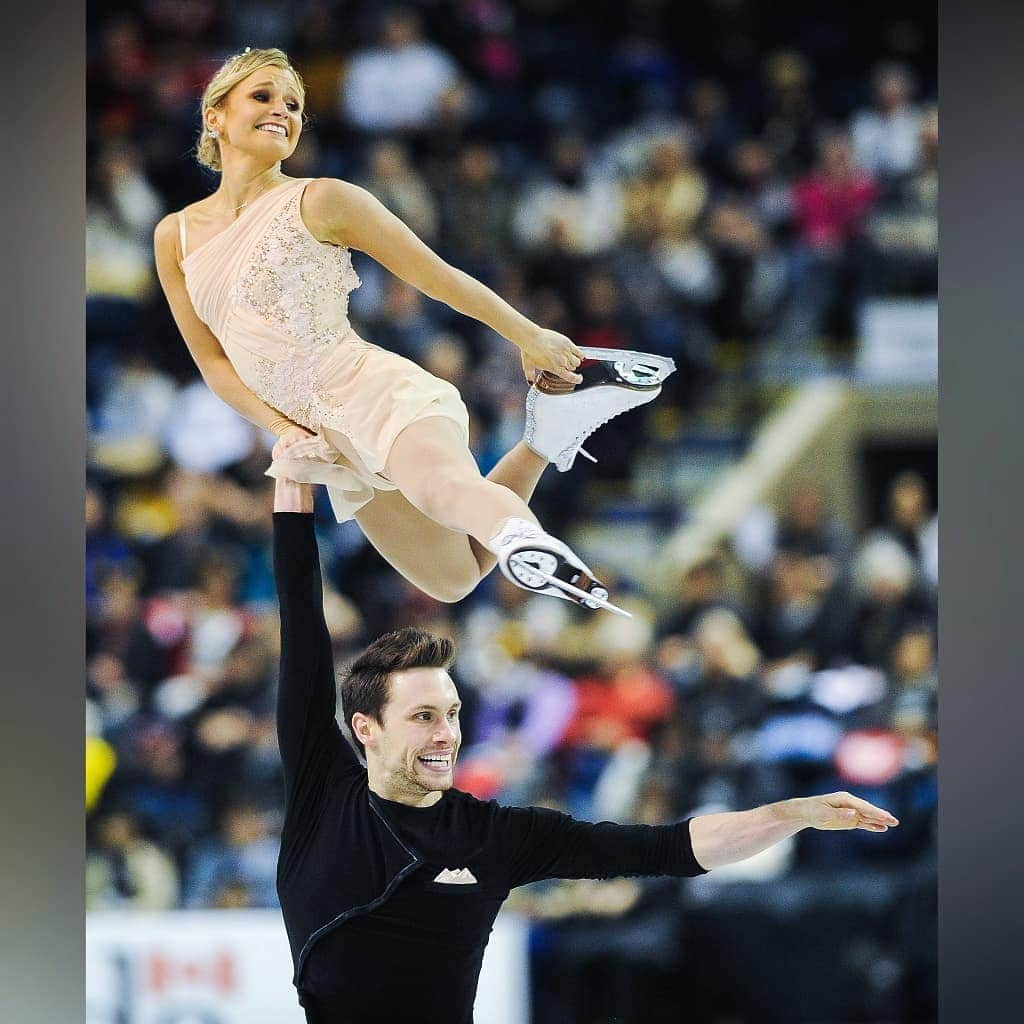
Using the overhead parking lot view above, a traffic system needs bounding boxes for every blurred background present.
[86,1,937,1021]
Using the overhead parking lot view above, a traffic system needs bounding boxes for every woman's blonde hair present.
[196,47,306,173]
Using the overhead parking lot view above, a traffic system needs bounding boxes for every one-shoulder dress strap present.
[177,210,189,260]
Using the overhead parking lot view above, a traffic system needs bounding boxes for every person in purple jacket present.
[271,473,898,1023]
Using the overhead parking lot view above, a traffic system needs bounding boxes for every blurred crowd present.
[87,1,936,1017]
[88,0,938,421]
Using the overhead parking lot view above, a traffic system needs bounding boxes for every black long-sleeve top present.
[272,513,707,1023]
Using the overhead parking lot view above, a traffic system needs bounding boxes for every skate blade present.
[577,347,676,387]
[516,562,633,617]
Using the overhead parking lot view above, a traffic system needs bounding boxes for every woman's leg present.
[467,440,548,574]
[355,434,547,602]
[383,416,543,545]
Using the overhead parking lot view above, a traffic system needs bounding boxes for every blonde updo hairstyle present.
[196,47,306,173]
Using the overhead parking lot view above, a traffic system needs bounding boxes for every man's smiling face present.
[355,667,462,807]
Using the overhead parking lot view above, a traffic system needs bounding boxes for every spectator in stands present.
[626,133,715,342]
[87,14,154,138]
[863,105,938,295]
[682,609,767,745]
[776,482,853,563]
[438,142,513,269]
[848,534,934,668]
[184,802,279,908]
[512,130,624,256]
[733,482,852,580]
[87,148,162,304]
[87,558,144,658]
[358,139,440,244]
[454,659,577,803]
[624,133,708,245]
[89,351,176,476]
[792,133,879,251]
[858,623,938,739]
[687,79,739,182]
[341,7,462,134]
[126,467,214,595]
[869,470,938,590]
[289,2,347,137]
[559,643,675,816]
[162,378,261,474]
[112,718,212,852]
[753,549,851,669]
[86,483,133,615]
[659,555,745,639]
[366,277,446,362]
[850,62,924,181]
[775,131,878,350]
[756,51,819,175]
[702,197,788,346]
[729,137,795,239]
[562,652,675,755]
[87,650,143,742]
[86,810,180,910]
[93,138,165,245]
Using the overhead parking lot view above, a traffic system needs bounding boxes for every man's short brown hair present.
[340,628,455,753]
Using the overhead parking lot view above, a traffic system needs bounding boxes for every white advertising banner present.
[86,910,528,1024]
[856,298,938,384]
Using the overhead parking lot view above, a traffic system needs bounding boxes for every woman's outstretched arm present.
[301,178,584,384]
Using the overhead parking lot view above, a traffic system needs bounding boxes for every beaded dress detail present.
[180,178,469,522]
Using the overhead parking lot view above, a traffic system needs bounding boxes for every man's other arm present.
[688,792,898,870]
[503,792,897,885]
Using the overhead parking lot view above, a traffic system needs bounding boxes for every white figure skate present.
[524,347,676,471]
[490,517,632,617]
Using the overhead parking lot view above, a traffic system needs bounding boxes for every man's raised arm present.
[273,478,354,804]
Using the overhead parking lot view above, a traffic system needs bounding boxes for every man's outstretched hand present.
[689,790,899,869]
[798,792,899,832]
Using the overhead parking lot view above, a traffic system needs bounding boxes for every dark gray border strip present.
[0,0,86,1020]
[939,0,1024,1015]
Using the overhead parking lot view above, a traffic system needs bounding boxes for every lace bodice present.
[235,188,361,347]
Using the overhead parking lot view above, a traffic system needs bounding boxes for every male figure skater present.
[271,474,898,1022]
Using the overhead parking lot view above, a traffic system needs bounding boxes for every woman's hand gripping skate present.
[518,327,585,385]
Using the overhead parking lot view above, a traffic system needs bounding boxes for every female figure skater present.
[154,48,674,614]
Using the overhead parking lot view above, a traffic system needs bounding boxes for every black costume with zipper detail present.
[272,513,707,1022]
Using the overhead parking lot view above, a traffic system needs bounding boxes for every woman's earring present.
[208,128,219,139]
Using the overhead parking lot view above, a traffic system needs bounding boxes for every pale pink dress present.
[179,177,470,522]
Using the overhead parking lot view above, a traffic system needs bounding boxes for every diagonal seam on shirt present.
[292,794,423,986]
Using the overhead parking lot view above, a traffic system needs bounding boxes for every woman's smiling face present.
[209,66,304,161]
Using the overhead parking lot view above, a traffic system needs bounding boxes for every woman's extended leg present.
[381,416,620,612]
[383,416,541,545]
[355,439,547,602]
[466,441,549,574]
